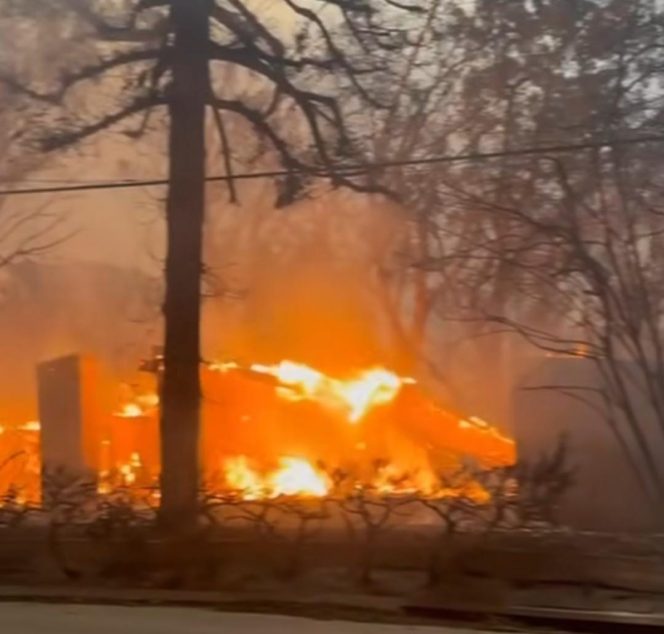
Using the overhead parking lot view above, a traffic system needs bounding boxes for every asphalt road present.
[0,603,482,634]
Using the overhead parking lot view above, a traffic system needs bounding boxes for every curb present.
[0,585,417,624]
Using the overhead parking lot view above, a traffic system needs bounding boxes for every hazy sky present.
[7,136,166,272]
[1,0,305,272]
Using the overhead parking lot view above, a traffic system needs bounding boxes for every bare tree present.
[41,467,97,579]
[428,0,664,502]
[355,0,664,502]
[339,0,664,430]
[453,145,664,508]
[420,467,493,586]
[0,0,424,529]
[277,497,329,578]
[421,442,573,586]
[0,200,71,271]
[328,465,415,586]
[0,10,75,275]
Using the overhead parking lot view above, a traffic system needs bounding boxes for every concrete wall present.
[37,355,101,485]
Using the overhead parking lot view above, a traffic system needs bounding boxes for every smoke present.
[0,260,157,421]
[202,187,411,374]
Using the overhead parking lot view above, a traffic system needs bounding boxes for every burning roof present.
[1,357,515,502]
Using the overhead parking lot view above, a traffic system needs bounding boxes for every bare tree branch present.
[40,94,167,151]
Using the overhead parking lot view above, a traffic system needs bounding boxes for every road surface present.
[1,602,484,633]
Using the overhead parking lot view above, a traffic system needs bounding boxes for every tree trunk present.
[159,0,210,530]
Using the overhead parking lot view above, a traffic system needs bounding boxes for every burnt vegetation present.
[0,444,575,590]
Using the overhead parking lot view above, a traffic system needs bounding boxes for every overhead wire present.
[0,133,662,198]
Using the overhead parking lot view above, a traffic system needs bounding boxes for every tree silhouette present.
[0,0,422,529]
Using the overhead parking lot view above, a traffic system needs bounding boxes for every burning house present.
[0,352,515,503]
[0,197,516,505]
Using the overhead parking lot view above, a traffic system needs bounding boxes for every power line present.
[0,134,662,198]
[1,177,125,184]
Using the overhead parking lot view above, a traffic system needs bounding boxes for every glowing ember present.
[19,421,41,432]
[137,393,159,409]
[114,391,158,419]
[116,403,144,418]
[111,452,144,487]
[208,360,241,373]
[119,464,136,485]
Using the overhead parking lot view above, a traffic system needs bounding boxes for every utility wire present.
[0,134,662,198]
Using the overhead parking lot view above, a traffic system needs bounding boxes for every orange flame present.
[117,452,143,486]
[214,360,411,424]
[114,391,159,419]
[269,457,330,497]
[19,421,41,432]
[0,356,515,505]
[116,403,144,418]
[223,455,330,499]
[223,455,264,499]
